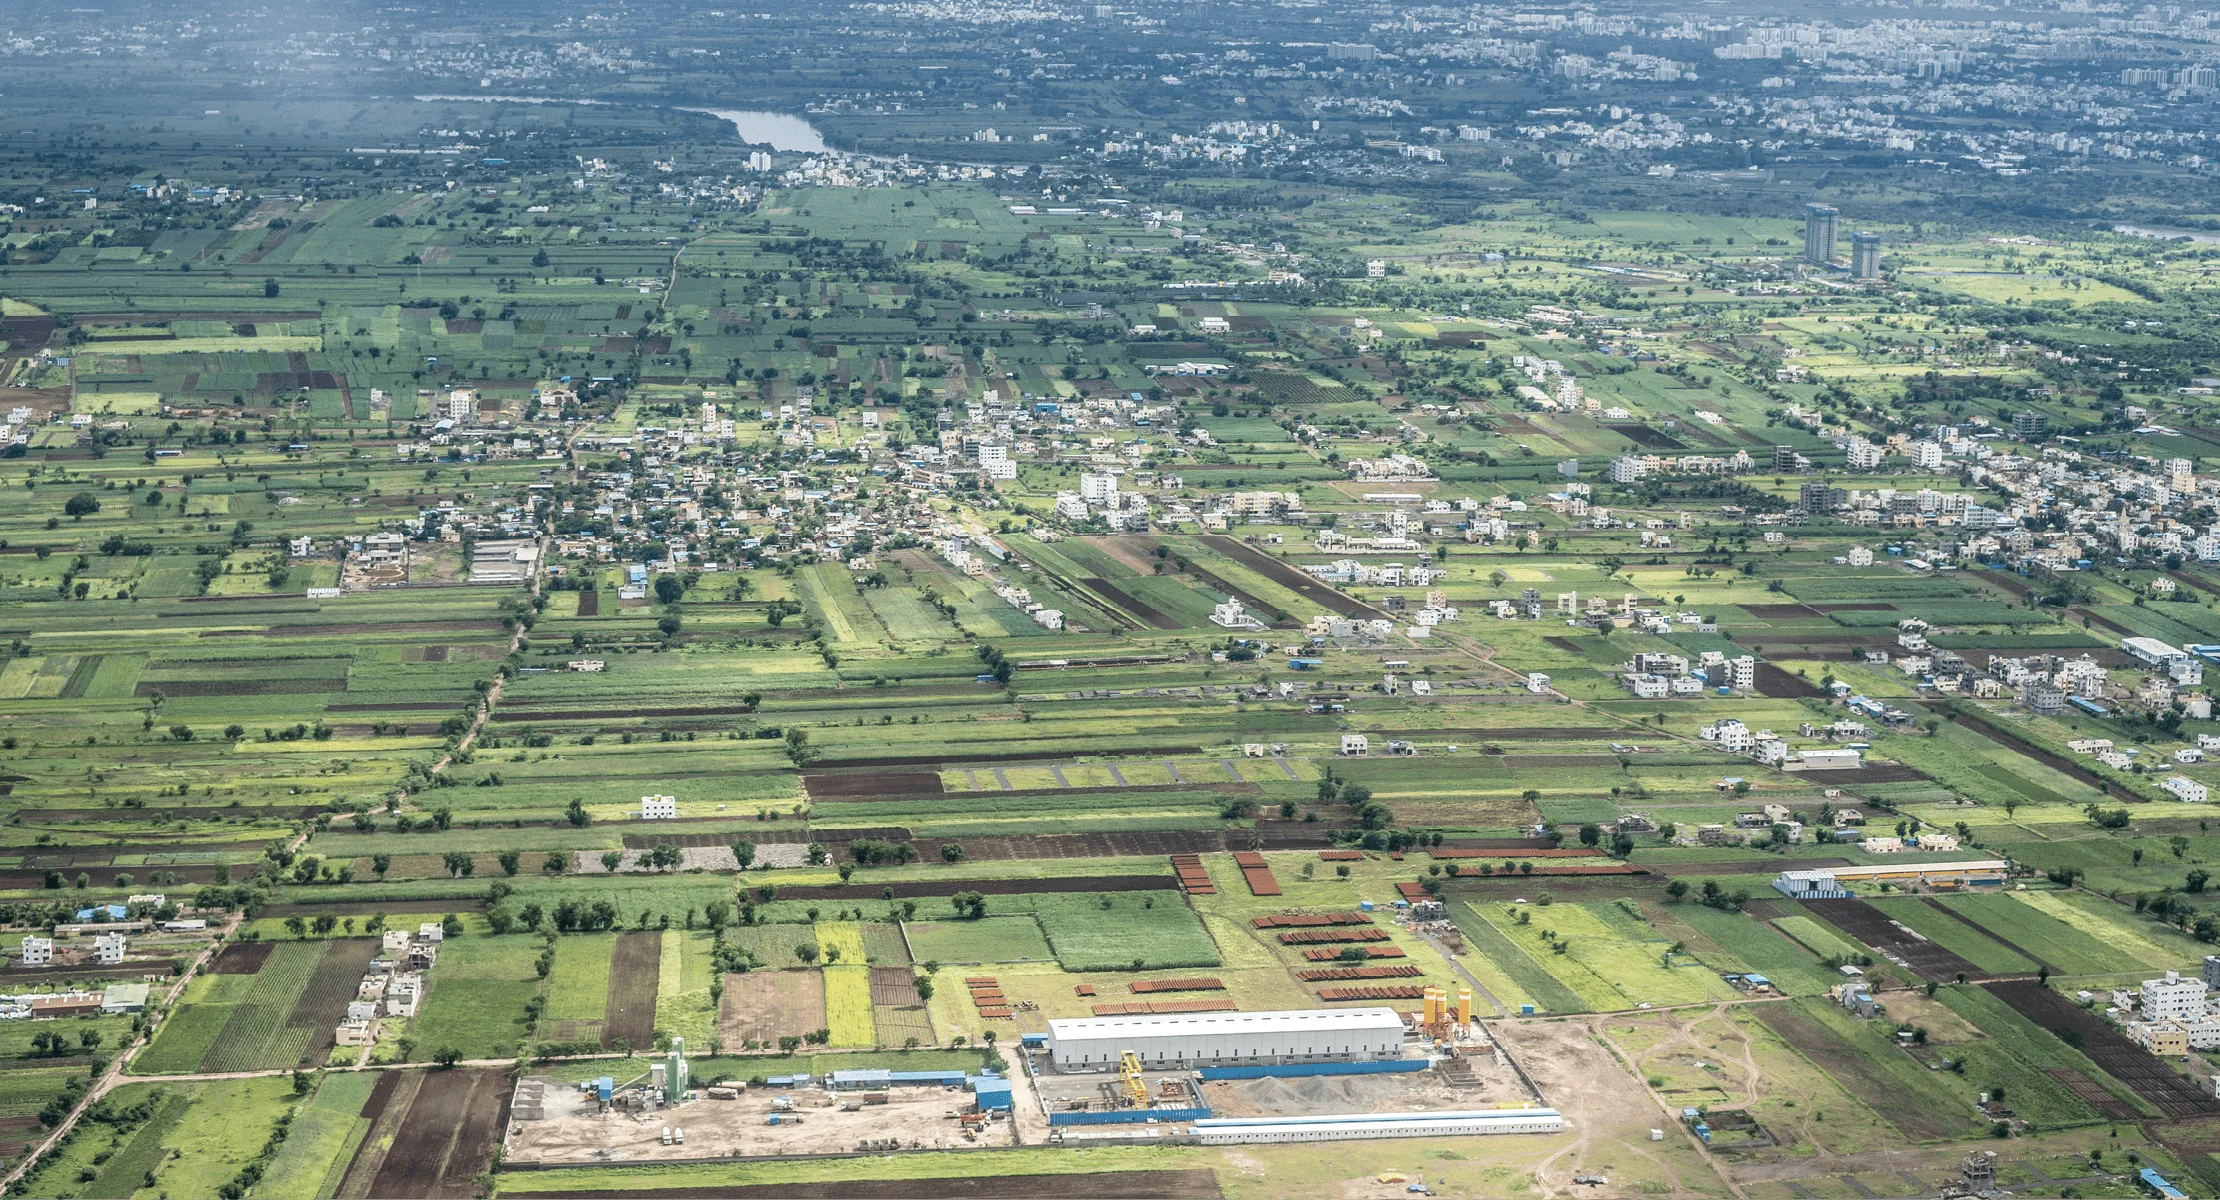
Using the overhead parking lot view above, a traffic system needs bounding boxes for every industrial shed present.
[1187,1107,1566,1144]
[1044,1007,1406,1073]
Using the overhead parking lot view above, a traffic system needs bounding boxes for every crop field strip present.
[499,1169,1228,1199]
[4,54,2220,1200]
[1803,898,1988,982]
[602,932,662,1050]
[1983,980,2220,1119]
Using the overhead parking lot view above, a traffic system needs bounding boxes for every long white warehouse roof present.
[1048,1007,1403,1042]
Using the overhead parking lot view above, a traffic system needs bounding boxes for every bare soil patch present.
[1804,898,1981,981]
[291,938,380,1065]
[718,969,825,1045]
[603,932,661,1050]
[1753,663,1824,698]
[801,770,943,799]
[369,1066,514,1198]
[749,873,1173,902]
[868,964,922,1006]
[207,942,274,975]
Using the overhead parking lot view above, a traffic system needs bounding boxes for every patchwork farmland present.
[4,29,2220,1200]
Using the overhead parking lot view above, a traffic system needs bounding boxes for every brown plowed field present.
[207,942,273,974]
[492,703,771,722]
[291,937,381,1066]
[719,969,825,1045]
[1803,898,1982,981]
[133,677,345,697]
[868,964,922,1006]
[368,1066,514,1198]
[603,932,660,1050]
[1985,980,2220,1119]
[576,591,600,616]
[1800,762,1933,784]
[624,827,908,850]
[801,770,944,798]
[912,829,1294,861]
[744,873,1175,902]
[337,1070,418,1199]
[501,1170,1224,1199]
[1753,663,1824,698]
[1201,535,1386,620]
[810,745,1203,768]
[1082,578,1180,629]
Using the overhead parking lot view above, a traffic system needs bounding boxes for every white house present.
[1340,734,1370,757]
[640,794,678,820]
[2165,775,2210,804]
[18,936,51,966]
[2144,971,2209,1022]
[93,933,126,964]
[1209,600,1263,630]
[385,976,424,1018]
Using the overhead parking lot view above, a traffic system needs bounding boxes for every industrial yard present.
[506,1076,1018,1163]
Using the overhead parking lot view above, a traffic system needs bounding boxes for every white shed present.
[1044,1007,1406,1073]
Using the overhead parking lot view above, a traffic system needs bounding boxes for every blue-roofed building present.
[970,1075,1013,1112]
[2140,1167,2188,1199]
[74,904,128,922]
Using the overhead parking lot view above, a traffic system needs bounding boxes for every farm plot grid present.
[1983,980,2220,1119]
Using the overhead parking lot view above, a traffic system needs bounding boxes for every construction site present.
[1025,994,1563,1146]
[503,1040,1021,1165]
[504,995,1563,1165]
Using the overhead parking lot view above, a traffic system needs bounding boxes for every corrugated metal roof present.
[1048,1006,1403,1041]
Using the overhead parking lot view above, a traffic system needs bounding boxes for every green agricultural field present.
[901,917,1055,966]
[410,935,544,1060]
[1031,893,1222,972]
[1,52,2218,1200]
[1771,915,1865,963]
[1865,897,2036,975]
[135,940,340,1075]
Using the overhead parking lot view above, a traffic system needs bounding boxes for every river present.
[675,108,828,153]
[2112,223,2220,245]
[411,95,828,153]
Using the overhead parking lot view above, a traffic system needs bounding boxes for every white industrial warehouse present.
[1044,1007,1407,1072]
[1188,1108,1566,1143]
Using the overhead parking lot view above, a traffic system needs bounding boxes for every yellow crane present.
[1118,1051,1148,1108]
